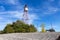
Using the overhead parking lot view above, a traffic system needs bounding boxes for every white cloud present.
[58,1,60,6]
[0,17,3,20]
[37,27,41,32]
[5,0,19,5]
[0,6,5,11]
[43,7,58,15]
[0,0,20,5]
[48,0,55,2]
[7,0,16,4]
[0,10,39,30]
[8,11,39,24]
[0,0,39,30]
[41,0,59,15]
[45,23,60,32]
[53,25,60,32]
[0,20,13,30]
[28,14,39,24]
[48,7,58,12]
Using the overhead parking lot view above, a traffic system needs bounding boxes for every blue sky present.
[0,0,60,32]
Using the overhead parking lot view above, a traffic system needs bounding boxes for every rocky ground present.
[0,32,60,40]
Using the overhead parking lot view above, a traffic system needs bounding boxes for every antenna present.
[51,22,53,29]
[51,23,53,29]
[23,4,29,24]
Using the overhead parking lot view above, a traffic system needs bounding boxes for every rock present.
[0,32,60,40]
[56,35,60,40]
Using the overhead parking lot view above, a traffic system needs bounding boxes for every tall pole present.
[23,4,29,24]
[51,22,53,29]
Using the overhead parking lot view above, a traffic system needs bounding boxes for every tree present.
[29,25,37,32]
[40,23,46,32]
[3,24,14,33]
[3,20,37,33]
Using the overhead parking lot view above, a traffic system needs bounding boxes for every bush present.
[2,20,37,33]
